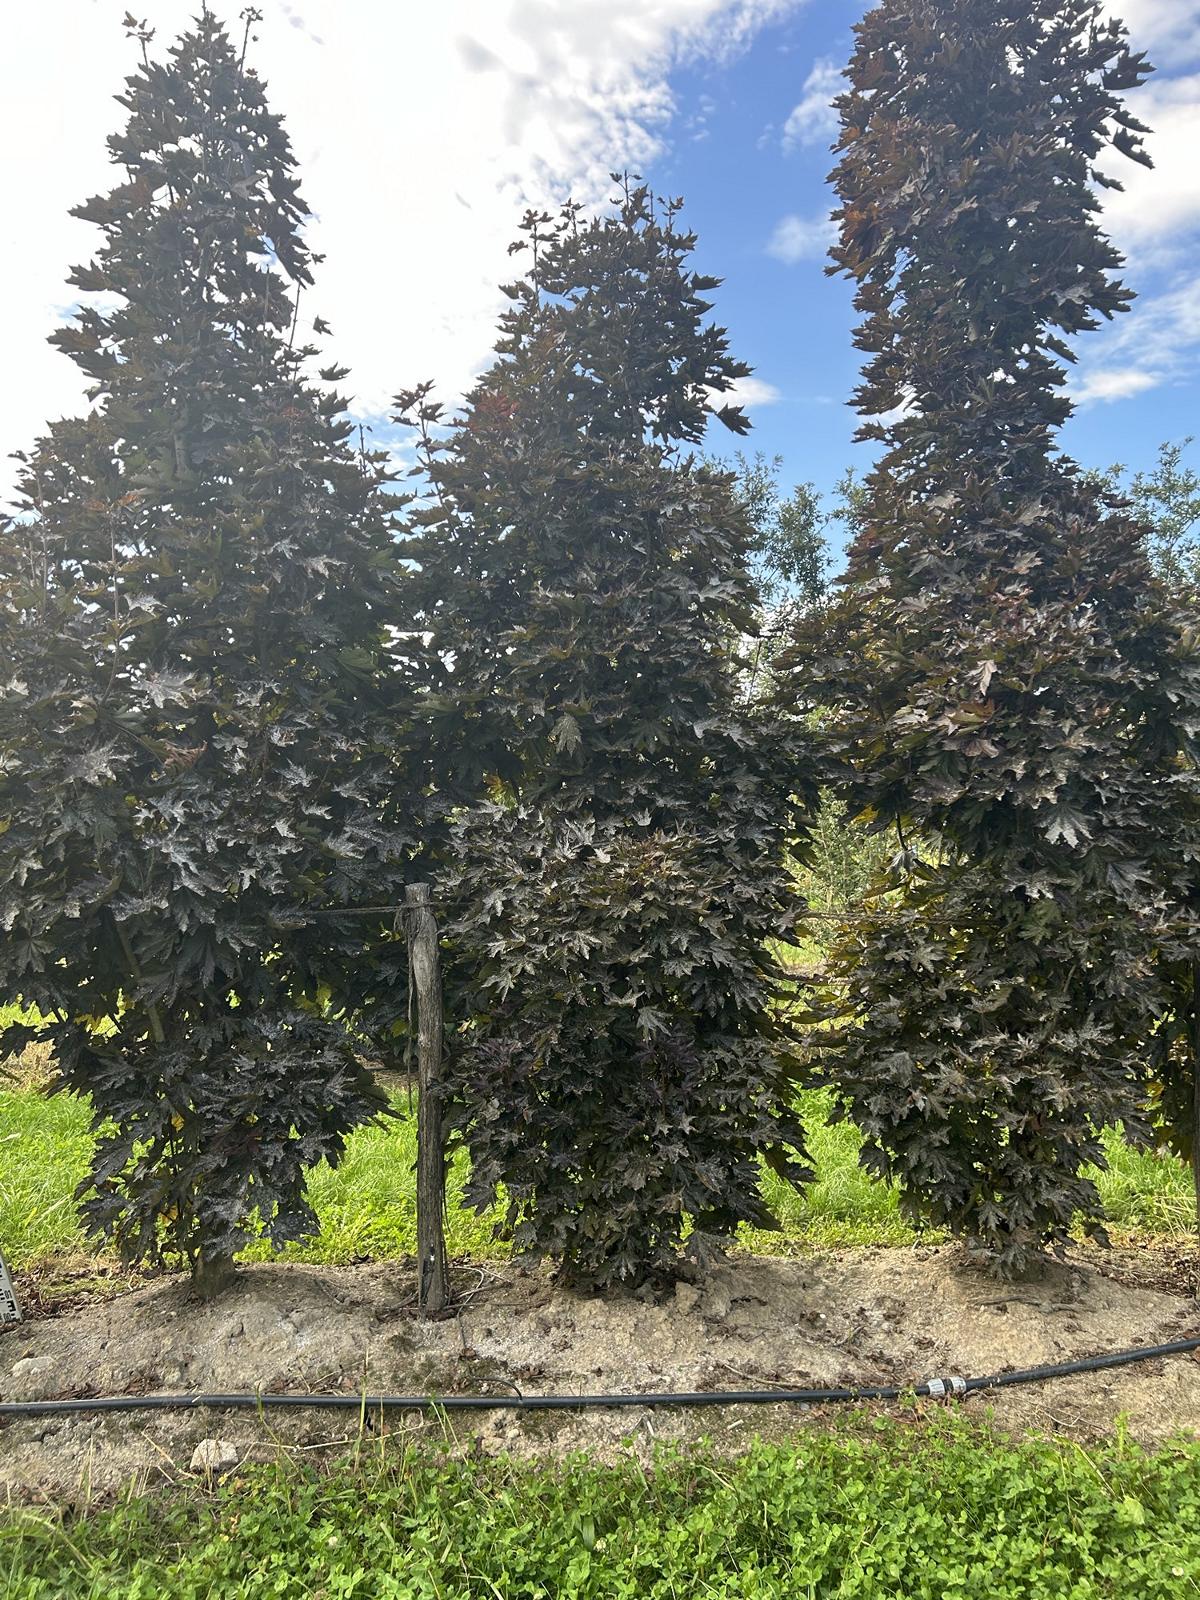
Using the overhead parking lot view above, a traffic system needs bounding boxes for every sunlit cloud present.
[0,0,809,497]
[766,209,836,263]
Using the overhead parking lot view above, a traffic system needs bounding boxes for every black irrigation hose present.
[3,1337,1198,1420]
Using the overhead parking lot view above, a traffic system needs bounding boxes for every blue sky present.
[653,1,1200,509]
[3,0,1198,530]
[661,6,865,498]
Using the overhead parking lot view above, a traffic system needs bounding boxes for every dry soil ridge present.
[2,1244,1198,1496]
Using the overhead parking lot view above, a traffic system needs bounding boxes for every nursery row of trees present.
[2,0,1199,1292]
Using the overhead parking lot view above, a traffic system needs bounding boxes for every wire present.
[3,1336,1197,1419]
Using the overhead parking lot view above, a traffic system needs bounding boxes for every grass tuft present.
[0,1001,54,1092]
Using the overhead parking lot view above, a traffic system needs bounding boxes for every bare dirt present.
[2,1243,1198,1498]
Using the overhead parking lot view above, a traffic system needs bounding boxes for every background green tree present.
[730,453,829,624]
[400,184,817,1289]
[1088,439,1200,599]
[0,11,415,1292]
[780,0,1200,1272]
[719,453,886,925]
[1082,439,1200,1212]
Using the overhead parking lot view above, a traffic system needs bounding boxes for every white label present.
[0,1253,20,1324]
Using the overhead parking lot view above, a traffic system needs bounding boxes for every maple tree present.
[0,12,416,1291]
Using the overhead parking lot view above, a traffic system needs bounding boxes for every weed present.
[1,1418,1197,1597]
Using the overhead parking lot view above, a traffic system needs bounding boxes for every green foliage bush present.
[3,1421,1198,1598]
[1093,439,1200,600]
[794,791,891,924]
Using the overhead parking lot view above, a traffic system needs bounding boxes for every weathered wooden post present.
[406,883,449,1314]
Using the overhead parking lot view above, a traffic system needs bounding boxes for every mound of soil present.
[2,1245,1198,1497]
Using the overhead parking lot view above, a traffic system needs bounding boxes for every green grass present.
[2,1418,1199,1597]
[0,1086,500,1274]
[241,1109,501,1267]
[1,1083,1194,1276]
[0,1003,52,1093]
[751,1094,1199,1251]
[0,1090,97,1268]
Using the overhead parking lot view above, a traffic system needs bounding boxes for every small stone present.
[190,1439,239,1476]
[10,1357,53,1378]
[674,1283,702,1315]
[702,1284,733,1322]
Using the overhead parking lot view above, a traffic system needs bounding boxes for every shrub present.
[0,12,413,1290]
[402,184,817,1287]
[444,806,811,1287]
[780,0,1200,1271]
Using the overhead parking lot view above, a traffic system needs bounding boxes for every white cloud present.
[674,0,800,64]
[1101,73,1200,251]
[780,55,842,152]
[766,210,836,263]
[722,376,782,407]
[1119,0,1200,65]
[1083,48,1200,402]
[1073,367,1163,405]
[1075,276,1200,404]
[0,0,806,498]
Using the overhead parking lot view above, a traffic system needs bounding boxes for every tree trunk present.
[407,882,449,1314]
[190,1252,237,1300]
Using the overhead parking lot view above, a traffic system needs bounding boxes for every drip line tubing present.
[3,1336,1198,1419]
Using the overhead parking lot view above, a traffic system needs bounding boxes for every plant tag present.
[0,1251,21,1325]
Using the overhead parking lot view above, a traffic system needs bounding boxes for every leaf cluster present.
[443,805,812,1288]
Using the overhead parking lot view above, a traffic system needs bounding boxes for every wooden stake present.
[407,883,449,1314]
